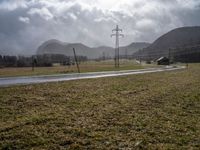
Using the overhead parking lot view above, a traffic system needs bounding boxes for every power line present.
[111,25,124,68]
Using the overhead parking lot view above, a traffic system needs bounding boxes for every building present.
[157,57,170,65]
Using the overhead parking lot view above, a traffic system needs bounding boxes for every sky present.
[0,0,200,55]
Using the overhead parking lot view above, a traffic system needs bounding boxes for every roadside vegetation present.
[0,64,199,149]
[0,60,144,77]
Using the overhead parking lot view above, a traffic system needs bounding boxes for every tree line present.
[133,46,200,63]
[0,54,88,68]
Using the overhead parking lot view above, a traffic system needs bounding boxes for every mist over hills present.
[120,42,150,55]
[37,40,150,59]
[0,49,15,56]
[2,26,200,60]
[134,26,200,59]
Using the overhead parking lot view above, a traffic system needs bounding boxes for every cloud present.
[19,16,30,24]
[28,7,54,20]
[0,0,200,55]
[0,0,27,11]
[68,12,77,20]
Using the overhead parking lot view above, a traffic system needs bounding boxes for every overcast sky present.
[0,0,200,55]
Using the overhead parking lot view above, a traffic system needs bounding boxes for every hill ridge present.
[37,40,150,59]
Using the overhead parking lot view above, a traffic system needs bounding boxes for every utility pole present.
[73,48,80,73]
[139,49,142,64]
[32,55,37,71]
[186,48,189,69]
[125,48,128,59]
[168,48,171,65]
[111,25,124,68]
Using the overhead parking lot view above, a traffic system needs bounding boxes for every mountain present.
[134,26,200,59]
[37,40,114,59]
[37,39,71,55]
[120,42,150,55]
[92,46,114,58]
[37,40,150,59]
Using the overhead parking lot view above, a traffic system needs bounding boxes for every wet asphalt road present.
[0,66,185,87]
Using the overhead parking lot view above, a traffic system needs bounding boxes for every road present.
[0,66,185,87]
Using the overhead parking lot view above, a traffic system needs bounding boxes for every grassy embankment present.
[0,60,145,77]
[0,64,199,149]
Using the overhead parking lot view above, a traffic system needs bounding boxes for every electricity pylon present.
[111,25,124,68]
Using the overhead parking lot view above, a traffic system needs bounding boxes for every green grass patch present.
[0,64,199,149]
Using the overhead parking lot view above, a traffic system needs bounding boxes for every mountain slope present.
[148,26,200,50]
[133,26,200,60]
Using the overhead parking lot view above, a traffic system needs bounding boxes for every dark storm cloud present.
[0,0,200,55]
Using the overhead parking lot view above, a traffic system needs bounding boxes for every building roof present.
[157,57,169,61]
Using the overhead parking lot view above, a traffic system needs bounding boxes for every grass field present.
[0,64,199,149]
[0,60,145,77]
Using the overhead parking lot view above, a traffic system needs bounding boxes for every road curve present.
[0,66,185,87]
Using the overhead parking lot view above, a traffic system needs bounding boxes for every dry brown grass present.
[0,60,143,77]
[0,64,199,149]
